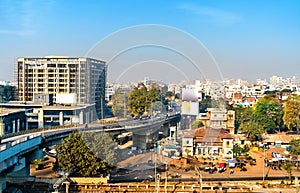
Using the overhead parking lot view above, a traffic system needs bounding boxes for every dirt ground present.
[30,155,59,178]
[31,149,300,181]
[165,149,300,180]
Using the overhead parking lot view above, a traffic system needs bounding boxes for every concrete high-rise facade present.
[15,56,106,119]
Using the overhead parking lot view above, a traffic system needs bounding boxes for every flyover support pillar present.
[0,176,6,193]
[0,122,5,136]
[79,111,84,124]
[59,111,64,126]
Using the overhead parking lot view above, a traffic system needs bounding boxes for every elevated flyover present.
[0,112,181,175]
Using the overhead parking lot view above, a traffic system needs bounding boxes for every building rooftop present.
[182,127,234,140]
[263,133,300,143]
[1,102,94,111]
[0,108,26,116]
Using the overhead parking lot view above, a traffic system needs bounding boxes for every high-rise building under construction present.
[15,56,106,120]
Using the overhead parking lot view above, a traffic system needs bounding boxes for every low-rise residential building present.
[181,129,196,157]
[243,96,257,107]
[182,127,234,159]
[262,133,299,149]
[199,108,235,134]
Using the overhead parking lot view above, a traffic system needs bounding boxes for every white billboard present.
[181,101,199,115]
[56,93,77,104]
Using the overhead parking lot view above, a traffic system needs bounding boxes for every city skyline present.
[0,0,299,83]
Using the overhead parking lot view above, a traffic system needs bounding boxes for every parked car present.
[218,167,226,173]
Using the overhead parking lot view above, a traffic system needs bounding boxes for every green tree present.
[283,99,300,132]
[165,91,173,98]
[150,101,164,113]
[56,132,117,177]
[239,121,265,141]
[0,85,16,101]
[199,96,213,113]
[128,85,160,116]
[252,98,283,133]
[111,89,130,118]
[290,139,300,156]
[83,132,117,166]
[235,106,265,141]
[191,120,204,129]
[234,107,253,130]
[233,145,250,158]
[283,162,293,184]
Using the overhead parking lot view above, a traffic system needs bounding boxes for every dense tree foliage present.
[191,120,204,129]
[235,95,285,140]
[289,139,300,156]
[111,89,130,118]
[236,106,264,140]
[239,121,265,141]
[252,97,283,133]
[0,85,16,101]
[198,96,232,113]
[128,85,161,116]
[283,99,300,132]
[283,162,293,184]
[165,91,173,98]
[234,107,253,129]
[199,96,213,113]
[56,132,117,177]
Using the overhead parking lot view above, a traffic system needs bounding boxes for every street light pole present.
[165,163,167,193]
[263,146,266,182]
[154,142,161,193]
[195,166,202,193]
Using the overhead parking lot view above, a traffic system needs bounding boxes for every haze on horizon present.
[0,0,299,83]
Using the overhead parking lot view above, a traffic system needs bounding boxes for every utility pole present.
[123,94,126,118]
[165,163,168,193]
[195,166,202,193]
[154,143,160,193]
[263,146,266,182]
[155,174,160,193]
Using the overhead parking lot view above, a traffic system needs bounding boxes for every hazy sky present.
[0,0,299,83]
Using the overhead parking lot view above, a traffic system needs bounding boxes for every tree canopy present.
[283,99,300,132]
[289,139,300,156]
[235,96,283,139]
[239,121,265,141]
[56,132,117,177]
[191,120,204,129]
[111,89,130,118]
[235,106,266,141]
[199,96,213,113]
[128,85,161,116]
[165,91,173,98]
[252,97,283,133]
[0,85,16,101]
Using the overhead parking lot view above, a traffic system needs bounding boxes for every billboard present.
[182,88,198,102]
[181,101,199,115]
[56,93,77,104]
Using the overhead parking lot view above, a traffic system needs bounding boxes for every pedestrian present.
[230,169,233,174]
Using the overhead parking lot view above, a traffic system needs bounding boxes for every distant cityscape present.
[0,56,299,193]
